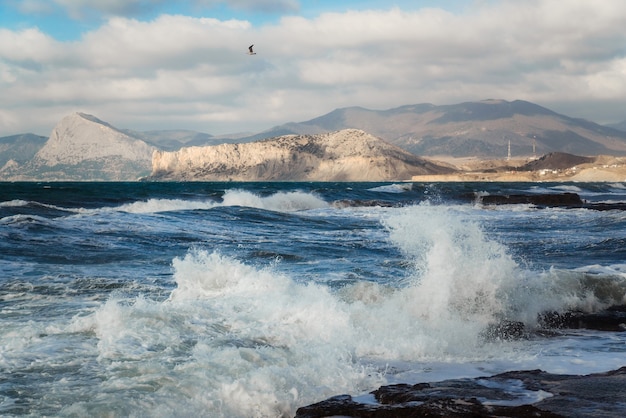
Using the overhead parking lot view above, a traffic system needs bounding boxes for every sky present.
[1,0,625,137]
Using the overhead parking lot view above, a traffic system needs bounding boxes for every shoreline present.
[414,155,626,182]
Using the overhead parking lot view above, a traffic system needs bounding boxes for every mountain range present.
[253,99,626,157]
[1,99,625,181]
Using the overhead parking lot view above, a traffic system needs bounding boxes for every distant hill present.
[120,129,238,151]
[607,120,626,133]
[3,99,626,181]
[248,100,626,158]
[0,133,47,172]
[0,113,155,181]
[149,129,454,181]
[520,152,595,171]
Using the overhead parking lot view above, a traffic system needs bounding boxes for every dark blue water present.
[1,181,625,417]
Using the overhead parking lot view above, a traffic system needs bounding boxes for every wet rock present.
[295,393,559,417]
[475,192,626,211]
[295,368,626,418]
[481,320,527,341]
[479,192,583,207]
[539,305,626,332]
[582,202,626,211]
[474,307,626,343]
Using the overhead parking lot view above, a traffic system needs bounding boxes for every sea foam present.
[79,205,531,416]
[76,201,626,417]
[80,250,375,417]
[115,190,328,214]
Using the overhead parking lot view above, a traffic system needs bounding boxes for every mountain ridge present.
[250,99,626,157]
[2,99,626,181]
[149,129,454,181]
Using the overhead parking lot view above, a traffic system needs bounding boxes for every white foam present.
[550,185,583,193]
[78,250,380,417]
[116,197,218,213]
[115,190,328,214]
[609,182,626,190]
[221,189,328,211]
[82,237,532,416]
[66,202,626,417]
[368,183,413,193]
[0,199,30,207]
[383,204,518,325]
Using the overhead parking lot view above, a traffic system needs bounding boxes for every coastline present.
[414,155,626,182]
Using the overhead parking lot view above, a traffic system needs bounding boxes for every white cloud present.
[13,0,56,15]
[54,0,168,19]
[1,0,626,137]
[195,0,299,13]
[0,27,64,64]
[51,0,299,20]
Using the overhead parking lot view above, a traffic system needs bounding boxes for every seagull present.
[248,44,256,55]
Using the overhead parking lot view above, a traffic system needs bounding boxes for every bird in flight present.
[248,45,256,55]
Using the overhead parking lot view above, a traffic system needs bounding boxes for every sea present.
[1,181,625,417]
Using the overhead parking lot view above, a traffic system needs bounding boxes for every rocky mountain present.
[2,100,626,181]
[250,99,626,158]
[149,129,454,181]
[0,113,155,181]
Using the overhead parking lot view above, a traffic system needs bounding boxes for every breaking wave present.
[63,201,626,417]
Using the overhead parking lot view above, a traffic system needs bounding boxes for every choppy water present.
[1,181,625,417]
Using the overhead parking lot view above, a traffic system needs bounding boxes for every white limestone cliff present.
[150,129,452,181]
[9,112,157,180]
[36,112,154,166]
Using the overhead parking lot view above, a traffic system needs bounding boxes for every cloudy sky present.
[1,0,625,137]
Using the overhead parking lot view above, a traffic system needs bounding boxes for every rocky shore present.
[296,367,626,418]
[295,306,626,418]
[412,154,626,183]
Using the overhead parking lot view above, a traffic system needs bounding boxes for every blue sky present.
[2,1,467,41]
[1,0,625,136]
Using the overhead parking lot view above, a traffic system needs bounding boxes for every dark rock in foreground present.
[482,306,626,341]
[295,367,626,418]
[539,305,626,332]
[297,306,626,417]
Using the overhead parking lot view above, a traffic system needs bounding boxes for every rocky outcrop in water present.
[297,304,626,417]
[149,129,454,181]
[478,192,584,207]
[474,192,626,210]
[295,367,626,418]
